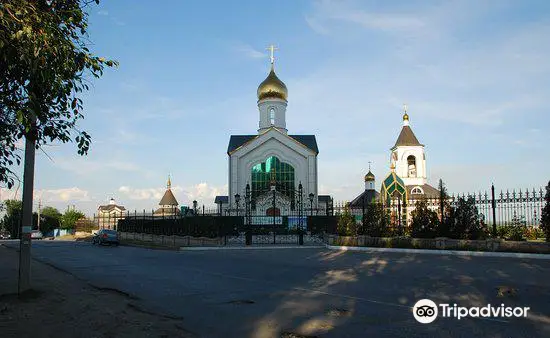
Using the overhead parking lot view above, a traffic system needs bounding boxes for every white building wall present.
[228,130,316,210]
[258,98,287,134]
[393,145,427,186]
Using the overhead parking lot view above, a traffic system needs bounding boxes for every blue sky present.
[1,0,549,216]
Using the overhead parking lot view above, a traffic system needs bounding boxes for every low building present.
[154,176,180,216]
[96,198,126,229]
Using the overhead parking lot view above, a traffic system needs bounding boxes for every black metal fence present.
[91,185,546,240]
[93,210,337,239]
[332,185,546,227]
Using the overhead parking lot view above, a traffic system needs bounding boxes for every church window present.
[251,156,295,208]
[407,155,417,177]
[269,107,275,125]
[411,186,424,194]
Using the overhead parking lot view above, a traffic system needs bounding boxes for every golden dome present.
[257,65,288,101]
[403,113,409,121]
[364,171,375,182]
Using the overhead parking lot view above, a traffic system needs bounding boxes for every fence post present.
[491,184,497,237]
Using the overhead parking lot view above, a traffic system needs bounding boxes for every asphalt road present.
[2,240,549,338]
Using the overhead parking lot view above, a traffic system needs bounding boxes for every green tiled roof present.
[381,172,407,203]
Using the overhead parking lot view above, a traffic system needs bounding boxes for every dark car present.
[92,229,119,246]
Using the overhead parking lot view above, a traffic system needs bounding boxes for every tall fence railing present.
[334,185,546,227]
[91,185,546,233]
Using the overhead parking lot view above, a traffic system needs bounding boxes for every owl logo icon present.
[413,299,438,324]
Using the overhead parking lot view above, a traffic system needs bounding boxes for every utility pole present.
[19,117,37,294]
[37,200,42,232]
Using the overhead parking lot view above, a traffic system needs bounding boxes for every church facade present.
[381,108,439,204]
[216,54,320,215]
[349,107,439,225]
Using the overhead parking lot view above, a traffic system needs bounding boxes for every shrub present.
[410,200,440,238]
[446,196,490,240]
[337,204,356,236]
[360,203,390,237]
[524,226,545,241]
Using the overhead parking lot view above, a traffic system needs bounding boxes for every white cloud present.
[233,43,266,59]
[97,10,109,16]
[306,0,428,36]
[117,183,227,207]
[54,157,148,176]
[36,187,91,203]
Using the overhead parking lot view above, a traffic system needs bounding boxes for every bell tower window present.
[269,107,275,125]
[407,155,417,177]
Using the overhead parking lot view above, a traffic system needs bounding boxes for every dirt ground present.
[0,245,195,338]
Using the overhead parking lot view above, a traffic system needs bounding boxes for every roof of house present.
[407,184,440,198]
[159,189,178,206]
[97,204,126,212]
[349,190,380,208]
[393,126,422,148]
[227,134,319,154]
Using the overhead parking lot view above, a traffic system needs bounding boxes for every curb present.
[180,245,325,251]
[327,245,550,259]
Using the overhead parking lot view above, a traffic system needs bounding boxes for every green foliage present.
[541,180,550,242]
[39,206,62,234]
[524,226,545,241]
[0,0,117,188]
[446,196,490,240]
[360,203,390,237]
[61,209,85,229]
[337,204,357,236]
[0,199,22,237]
[497,215,528,241]
[410,200,440,238]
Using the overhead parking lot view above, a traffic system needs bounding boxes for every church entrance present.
[266,207,280,216]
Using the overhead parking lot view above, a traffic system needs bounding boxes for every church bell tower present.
[257,45,288,134]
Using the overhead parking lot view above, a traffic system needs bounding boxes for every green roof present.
[381,172,407,203]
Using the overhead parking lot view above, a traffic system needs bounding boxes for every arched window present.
[407,155,417,177]
[251,156,295,205]
[411,186,424,194]
[269,107,275,125]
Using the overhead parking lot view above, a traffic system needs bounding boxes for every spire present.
[267,44,278,67]
[167,174,171,189]
[403,103,409,126]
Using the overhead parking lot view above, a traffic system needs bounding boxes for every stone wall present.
[119,232,223,248]
[327,235,550,254]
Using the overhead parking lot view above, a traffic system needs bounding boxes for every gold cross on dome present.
[403,103,408,114]
[368,161,372,171]
[266,44,278,64]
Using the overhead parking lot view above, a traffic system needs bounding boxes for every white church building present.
[215,49,323,216]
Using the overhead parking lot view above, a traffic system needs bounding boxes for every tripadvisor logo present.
[413,299,438,324]
[412,299,530,324]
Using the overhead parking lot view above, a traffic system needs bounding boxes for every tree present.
[410,200,440,238]
[360,203,390,237]
[337,203,357,236]
[497,215,527,241]
[0,0,117,188]
[61,209,85,230]
[39,206,62,234]
[541,180,550,242]
[0,199,22,238]
[446,196,490,240]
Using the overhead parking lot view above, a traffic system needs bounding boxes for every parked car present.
[92,229,120,246]
[0,233,11,239]
[31,230,43,240]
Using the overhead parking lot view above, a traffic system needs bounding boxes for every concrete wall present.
[327,235,550,254]
[119,232,223,248]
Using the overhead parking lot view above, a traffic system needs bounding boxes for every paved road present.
[2,240,549,337]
